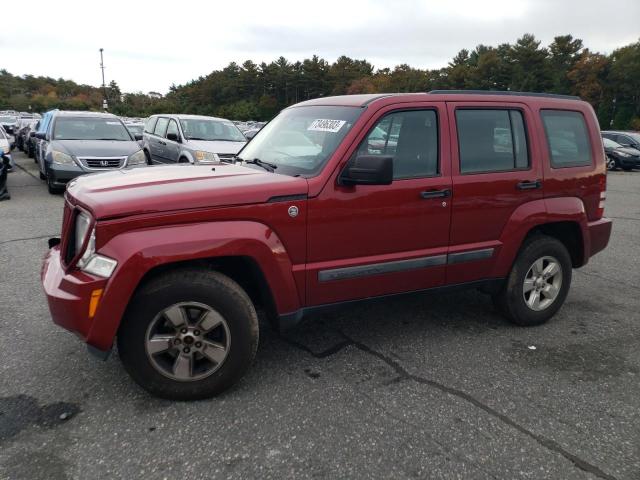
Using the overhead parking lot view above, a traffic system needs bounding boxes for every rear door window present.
[144,117,158,134]
[541,110,592,168]
[154,117,169,137]
[456,109,529,173]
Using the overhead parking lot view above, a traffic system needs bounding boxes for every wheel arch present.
[86,220,301,352]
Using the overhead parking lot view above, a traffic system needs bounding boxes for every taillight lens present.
[596,174,606,219]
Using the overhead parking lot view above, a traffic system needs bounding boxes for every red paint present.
[42,92,613,353]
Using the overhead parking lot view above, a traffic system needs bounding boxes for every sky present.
[1,0,638,94]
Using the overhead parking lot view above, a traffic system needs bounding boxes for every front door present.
[164,119,181,162]
[306,103,452,306]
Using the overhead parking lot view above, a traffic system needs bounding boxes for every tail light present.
[596,174,606,219]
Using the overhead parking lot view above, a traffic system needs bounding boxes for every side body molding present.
[86,221,300,351]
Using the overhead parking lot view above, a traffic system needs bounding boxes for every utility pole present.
[100,48,108,110]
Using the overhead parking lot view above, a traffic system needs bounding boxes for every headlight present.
[75,212,92,254]
[127,149,146,166]
[75,224,118,278]
[52,150,75,165]
[194,151,219,164]
[618,151,630,158]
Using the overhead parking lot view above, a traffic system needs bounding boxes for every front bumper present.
[42,245,109,348]
[48,163,85,186]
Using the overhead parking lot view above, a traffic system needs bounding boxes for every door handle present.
[159,141,166,145]
[420,189,451,199]
[516,180,542,190]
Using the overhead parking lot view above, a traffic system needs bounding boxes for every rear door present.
[446,101,543,284]
[306,102,452,306]
[151,117,169,162]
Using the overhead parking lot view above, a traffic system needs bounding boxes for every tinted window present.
[154,117,169,137]
[144,117,158,134]
[456,109,529,173]
[616,135,632,146]
[541,110,592,168]
[357,110,438,179]
[179,118,245,142]
[166,120,179,139]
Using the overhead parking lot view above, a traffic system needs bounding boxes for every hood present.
[66,163,308,219]
[184,139,246,155]
[52,140,141,158]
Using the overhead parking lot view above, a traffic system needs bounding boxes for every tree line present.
[1,34,639,129]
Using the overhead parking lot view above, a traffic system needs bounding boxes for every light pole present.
[100,48,108,110]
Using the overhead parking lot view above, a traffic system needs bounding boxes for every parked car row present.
[601,130,640,171]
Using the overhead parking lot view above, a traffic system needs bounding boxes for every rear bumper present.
[41,245,109,349]
[587,217,612,259]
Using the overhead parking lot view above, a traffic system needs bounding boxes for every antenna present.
[99,48,108,110]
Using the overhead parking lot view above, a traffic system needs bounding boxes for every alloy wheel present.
[144,302,231,382]
[522,256,563,311]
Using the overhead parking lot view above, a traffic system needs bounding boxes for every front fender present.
[490,197,589,278]
[86,221,300,351]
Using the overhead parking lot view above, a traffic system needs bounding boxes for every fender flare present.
[490,197,589,278]
[86,221,300,351]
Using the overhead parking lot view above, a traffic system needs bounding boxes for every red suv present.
[42,91,612,400]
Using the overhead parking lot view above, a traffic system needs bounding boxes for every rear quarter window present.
[541,110,592,168]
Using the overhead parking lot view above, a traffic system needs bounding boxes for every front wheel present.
[492,235,572,326]
[606,156,618,171]
[118,269,259,400]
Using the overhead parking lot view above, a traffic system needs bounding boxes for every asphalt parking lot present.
[1,150,639,480]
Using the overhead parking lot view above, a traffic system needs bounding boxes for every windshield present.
[180,118,246,142]
[0,116,17,124]
[237,105,363,176]
[53,117,133,141]
[603,138,621,148]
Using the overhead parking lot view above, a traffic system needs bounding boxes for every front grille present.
[78,157,126,170]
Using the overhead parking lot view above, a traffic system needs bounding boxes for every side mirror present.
[166,132,180,142]
[134,133,143,141]
[339,155,393,186]
[29,132,36,138]
[35,132,47,140]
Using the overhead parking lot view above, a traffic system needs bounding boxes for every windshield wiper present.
[241,157,277,172]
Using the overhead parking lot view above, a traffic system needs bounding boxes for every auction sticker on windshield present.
[308,119,346,133]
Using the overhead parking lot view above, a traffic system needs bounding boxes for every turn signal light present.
[88,289,103,319]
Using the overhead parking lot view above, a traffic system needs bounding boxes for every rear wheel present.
[118,269,259,400]
[606,156,618,170]
[492,235,572,326]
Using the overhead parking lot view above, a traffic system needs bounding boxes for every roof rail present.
[428,90,581,101]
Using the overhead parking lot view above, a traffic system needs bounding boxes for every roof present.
[291,90,585,108]
[151,113,232,122]
[55,110,118,118]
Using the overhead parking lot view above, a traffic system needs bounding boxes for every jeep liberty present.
[42,91,612,400]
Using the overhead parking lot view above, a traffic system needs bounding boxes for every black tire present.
[178,156,189,163]
[117,269,259,400]
[144,150,152,165]
[492,235,572,326]
[39,170,46,180]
